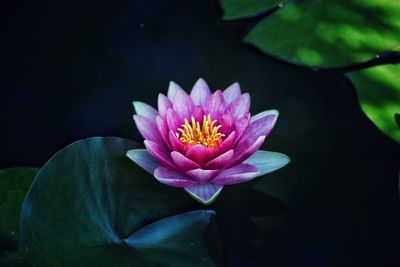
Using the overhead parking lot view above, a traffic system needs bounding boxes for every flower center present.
[176,114,225,148]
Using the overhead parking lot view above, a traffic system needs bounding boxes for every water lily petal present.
[223,82,241,104]
[232,113,251,146]
[171,151,201,172]
[173,89,195,120]
[218,113,234,136]
[214,131,236,156]
[204,90,225,119]
[126,149,162,174]
[246,109,279,138]
[156,116,171,149]
[204,149,234,169]
[227,93,250,119]
[154,167,196,187]
[167,81,183,101]
[133,101,158,120]
[212,164,259,185]
[166,108,181,132]
[144,140,176,170]
[230,135,266,167]
[190,78,211,107]
[133,115,162,143]
[157,93,172,118]
[186,169,219,183]
[191,106,205,122]
[185,183,223,205]
[167,130,185,154]
[243,150,290,176]
[186,144,213,166]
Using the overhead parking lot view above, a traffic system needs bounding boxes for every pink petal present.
[185,144,213,166]
[166,108,181,132]
[171,151,200,172]
[218,113,234,136]
[232,113,251,146]
[133,101,158,120]
[214,131,236,156]
[236,110,278,150]
[246,109,278,138]
[133,115,162,143]
[154,167,196,188]
[190,78,211,107]
[229,135,266,167]
[212,164,259,185]
[173,89,195,120]
[156,116,171,149]
[204,90,225,119]
[168,130,185,153]
[184,183,223,204]
[204,149,234,169]
[191,106,205,122]
[227,93,250,119]
[144,140,176,170]
[157,93,172,118]
[223,82,241,104]
[186,169,219,183]
[167,81,183,101]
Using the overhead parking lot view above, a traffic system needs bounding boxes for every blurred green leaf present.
[221,0,400,68]
[19,137,222,267]
[220,0,286,20]
[348,64,400,142]
[0,168,38,252]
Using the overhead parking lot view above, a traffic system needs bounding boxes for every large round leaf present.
[0,168,38,252]
[19,137,222,267]
[348,64,400,142]
[221,0,400,68]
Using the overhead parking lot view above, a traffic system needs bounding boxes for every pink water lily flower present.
[127,78,290,204]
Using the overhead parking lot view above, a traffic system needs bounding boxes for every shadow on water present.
[1,0,399,266]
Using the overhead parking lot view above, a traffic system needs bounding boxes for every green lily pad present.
[19,137,222,267]
[348,64,400,142]
[220,0,286,20]
[0,168,38,252]
[221,0,400,68]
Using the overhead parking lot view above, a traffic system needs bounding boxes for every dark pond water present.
[1,0,399,266]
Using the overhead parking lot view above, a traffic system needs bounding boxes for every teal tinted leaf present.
[220,0,286,20]
[225,0,400,68]
[348,64,400,142]
[126,210,219,266]
[20,137,222,267]
[0,168,38,252]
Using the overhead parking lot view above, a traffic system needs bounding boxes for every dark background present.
[1,0,399,266]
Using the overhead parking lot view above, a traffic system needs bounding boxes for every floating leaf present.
[0,168,38,252]
[20,137,222,267]
[348,64,400,142]
[220,0,286,20]
[221,0,400,68]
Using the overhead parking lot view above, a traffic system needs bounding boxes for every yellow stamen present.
[176,115,225,148]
